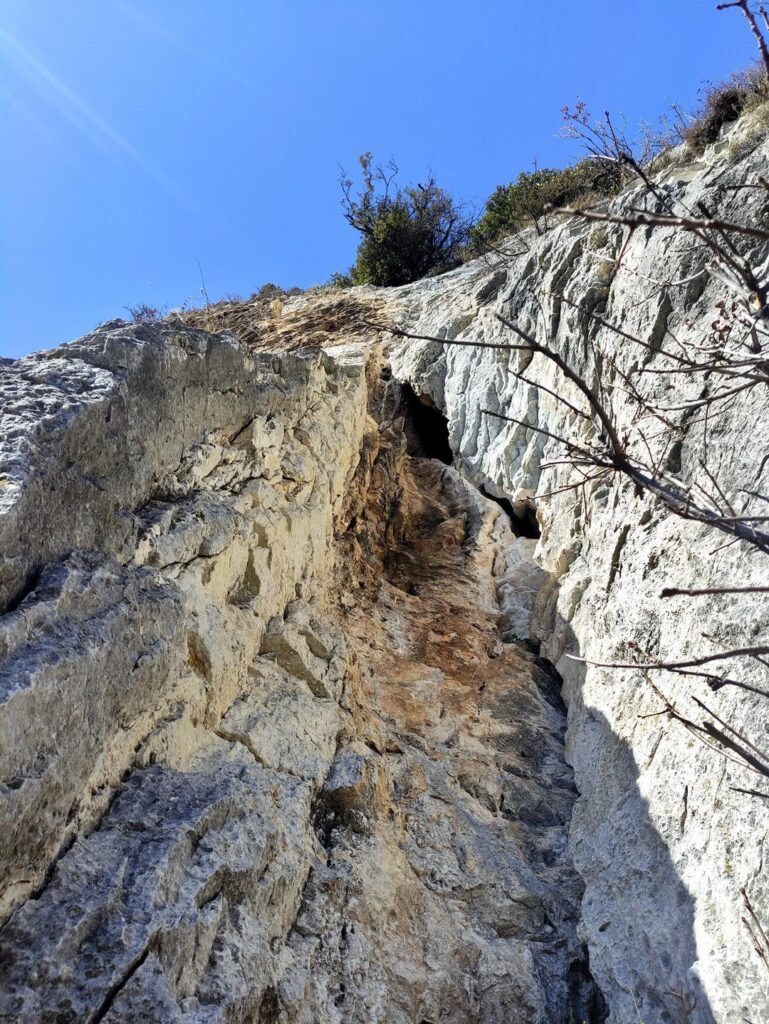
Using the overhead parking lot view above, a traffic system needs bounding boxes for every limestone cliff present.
[0,323,596,1023]
[384,122,769,1024]
[1,117,768,1024]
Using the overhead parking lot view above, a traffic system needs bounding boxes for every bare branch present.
[494,313,626,455]
[481,408,602,458]
[568,645,769,672]
[661,585,769,597]
[741,885,769,974]
[556,204,769,244]
[718,1,769,77]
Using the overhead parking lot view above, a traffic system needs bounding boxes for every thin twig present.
[661,585,769,597]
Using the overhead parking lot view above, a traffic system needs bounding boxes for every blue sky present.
[0,1,758,357]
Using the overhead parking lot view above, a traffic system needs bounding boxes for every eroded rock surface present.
[3,119,769,1024]
[384,123,769,1023]
[271,412,597,1023]
[0,323,599,1023]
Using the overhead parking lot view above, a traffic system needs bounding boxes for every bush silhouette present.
[340,153,473,287]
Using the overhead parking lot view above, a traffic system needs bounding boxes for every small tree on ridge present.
[340,153,473,287]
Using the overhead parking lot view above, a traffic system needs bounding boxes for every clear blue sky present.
[0,1,758,357]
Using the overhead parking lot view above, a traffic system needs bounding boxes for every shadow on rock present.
[556,626,715,1024]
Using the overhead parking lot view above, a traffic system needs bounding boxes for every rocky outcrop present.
[2,115,769,1023]
[0,323,600,1022]
[0,326,369,1021]
[288,400,597,1023]
[385,121,769,1023]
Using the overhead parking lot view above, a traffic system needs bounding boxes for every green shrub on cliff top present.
[471,159,623,245]
[340,153,474,287]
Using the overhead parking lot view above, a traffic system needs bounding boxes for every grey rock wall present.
[2,114,769,1023]
[388,118,769,1023]
[0,320,595,1022]
[0,324,370,1021]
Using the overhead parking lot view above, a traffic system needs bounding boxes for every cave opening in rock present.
[479,485,540,539]
[398,382,453,464]
[568,948,609,1024]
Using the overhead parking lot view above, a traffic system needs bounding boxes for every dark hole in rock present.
[256,986,281,1023]
[568,947,609,1023]
[666,438,683,474]
[398,382,453,464]
[479,485,540,539]
[1,566,42,617]
[533,656,568,714]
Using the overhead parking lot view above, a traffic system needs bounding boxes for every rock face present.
[385,122,769,1023]
[0,323,598,1023]
[2,119,769,1023]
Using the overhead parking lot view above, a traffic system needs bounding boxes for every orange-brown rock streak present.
[277,380,601,1023]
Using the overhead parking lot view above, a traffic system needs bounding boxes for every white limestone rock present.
[3,118,769,1023]
[385,124,769,1023]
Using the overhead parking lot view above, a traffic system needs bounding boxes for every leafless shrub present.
[718,2,769,78]
[123,303,164,324]
[684,64,769,153]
